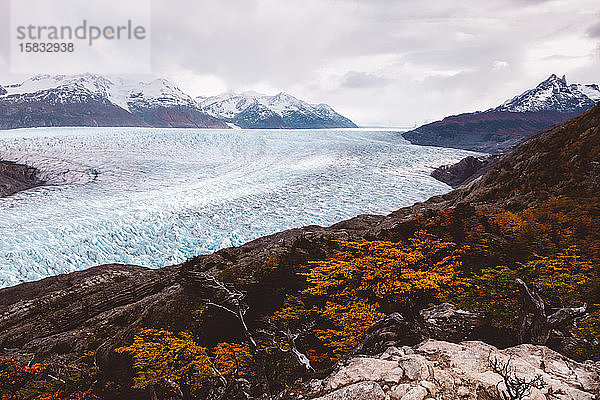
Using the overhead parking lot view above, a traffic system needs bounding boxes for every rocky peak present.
[197,90,357,129]
[545,73,566,85]
[496,74,598,113]
[0,85,6,96]
[272,91,297,102]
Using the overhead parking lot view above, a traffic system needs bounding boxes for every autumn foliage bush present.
[295,232,466,357]
[0,357,98,400]
[272,196,600,363]
[115,330,256,400]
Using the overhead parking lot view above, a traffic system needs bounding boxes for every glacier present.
[0,127,478,287]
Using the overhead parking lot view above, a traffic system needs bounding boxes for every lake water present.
[0,127,477,287]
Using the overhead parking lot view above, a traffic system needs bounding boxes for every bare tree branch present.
[264,319,314,373]
[186,272,257,352]
[489,353,545,400]
[515,279,588,345]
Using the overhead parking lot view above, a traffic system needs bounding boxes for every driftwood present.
[516,279,588,345]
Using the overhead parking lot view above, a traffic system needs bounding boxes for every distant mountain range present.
[403,74,600,153]
[197,91,357,129]
[0,74,228,129]
[0,74,356,130]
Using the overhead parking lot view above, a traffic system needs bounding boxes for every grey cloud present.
[588,21,600,38]
[0,0,598,126]
[340,71,392,88]
[542,54,587,60]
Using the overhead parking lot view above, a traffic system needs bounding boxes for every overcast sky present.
[1,0,599,126]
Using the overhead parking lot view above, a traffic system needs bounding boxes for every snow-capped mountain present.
[0,75,357,130]
[0,74,228,130]
[403,74,599,153]
[495,74,600,113]
[197,91,357,129]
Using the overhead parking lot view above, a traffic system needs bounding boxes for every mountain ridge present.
[403,74,600,153]
[0,74,357,130]
[0,74,229,130]
[197,90,358,129]
[495,73,599,113]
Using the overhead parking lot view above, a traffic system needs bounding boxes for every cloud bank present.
[1,0,599,126]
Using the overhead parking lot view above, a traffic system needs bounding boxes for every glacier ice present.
[0,127,479,287]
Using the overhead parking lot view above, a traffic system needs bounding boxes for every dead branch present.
[187,272,257,352]
[489,353,545,400]
[264,319,314,373]
[515,279,588,345]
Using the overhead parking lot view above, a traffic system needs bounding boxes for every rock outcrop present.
[353,303,489,357]
[0,161,43,197]
[431,155,501,188]
[280,340,600,400]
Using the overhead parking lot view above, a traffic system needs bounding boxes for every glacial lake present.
[0,127,478,287]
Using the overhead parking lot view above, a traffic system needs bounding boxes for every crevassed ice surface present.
[0,127,478,287]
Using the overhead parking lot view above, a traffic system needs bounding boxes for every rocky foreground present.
[282,340,600,400]
[278,304,600,400]
[0,160,42,197]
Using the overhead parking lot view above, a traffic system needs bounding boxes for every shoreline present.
[0,160,44,198]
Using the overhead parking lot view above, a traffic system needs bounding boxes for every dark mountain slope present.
[232,103,286,129]
[455,103,600,208]
[403,74,599,153]
[403,110,578,153]
[128,104,229,129]
[0,96,148,129]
